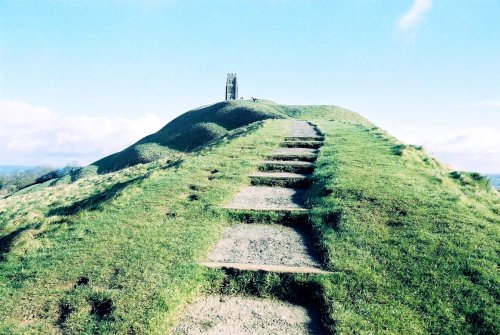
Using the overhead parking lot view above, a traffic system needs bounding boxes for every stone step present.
[249,172,310,187]
[284,136,324,142]
[259,160,315,173]
[268,148,318,162]
[171,295,324,335]
[289,120,322,138]
[204,224,325,273]
[281,140,323,149]
[224,186,307,211]
[285,121,324,141]
[201,262,330,274]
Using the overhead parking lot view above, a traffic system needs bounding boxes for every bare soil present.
[170,295,324,335]
[270,148,318,156]
[224,186,306,210]
[206,224,320,268]
[289,121,320,138]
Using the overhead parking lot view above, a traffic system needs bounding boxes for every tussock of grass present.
[392,143,407,156]
[449,171,492,190]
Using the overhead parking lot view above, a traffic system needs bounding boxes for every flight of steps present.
[203,120,327,274]
[172,121,328,335]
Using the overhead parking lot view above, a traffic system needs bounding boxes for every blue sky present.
[0,0,499,172]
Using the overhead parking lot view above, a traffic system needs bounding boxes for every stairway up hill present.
[0,100,497,335]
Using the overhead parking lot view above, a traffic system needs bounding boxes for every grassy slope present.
[86,100,285,175]
[0,119,289,334]
[307,120,499,334]
[0,101,498,334]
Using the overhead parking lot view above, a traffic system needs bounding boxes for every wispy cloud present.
[391,125,500,173]
[397,0,432,32]
[0,101,166,167]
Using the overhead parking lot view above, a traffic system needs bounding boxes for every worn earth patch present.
[224,186,306,210]
[171,295,323,335]
[207,223,320,268]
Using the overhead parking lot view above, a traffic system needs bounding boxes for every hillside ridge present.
[0,102,498,335]
[74,100,371,178]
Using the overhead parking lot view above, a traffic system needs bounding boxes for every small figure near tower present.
[225,73,238,101]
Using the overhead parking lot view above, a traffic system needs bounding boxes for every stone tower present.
[225,73,238,101]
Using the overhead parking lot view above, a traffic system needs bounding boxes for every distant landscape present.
[487,174,500,189]
[0,165,42,175]
[0,165,78,198]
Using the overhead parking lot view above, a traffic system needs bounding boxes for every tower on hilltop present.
[225,73,238,101]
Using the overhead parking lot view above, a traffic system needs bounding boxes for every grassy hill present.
[78,100,286,177]
[0,100,498,334]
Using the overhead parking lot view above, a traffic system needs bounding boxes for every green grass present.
[276,104,373,127]
[0,102,498,334]
[306,120,499,334]
[0,119,290,334]
[86,100,287,175]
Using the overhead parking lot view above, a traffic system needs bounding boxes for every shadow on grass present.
[49,158,186,217]
[50,158,185,217]
[159,158,184,170]
[47,177,143,217]
[0,224,39,261]
[88,102,284,175]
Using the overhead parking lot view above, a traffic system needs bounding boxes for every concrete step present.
[281,140,323,149]
[205,223,324,272]
[201,262,330,274]
[284,136,324,142]
[259,160,315,173]
[224,186,307,211]
[289,120,322,137]
[249,172,310,187]
[268,148,318,162]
